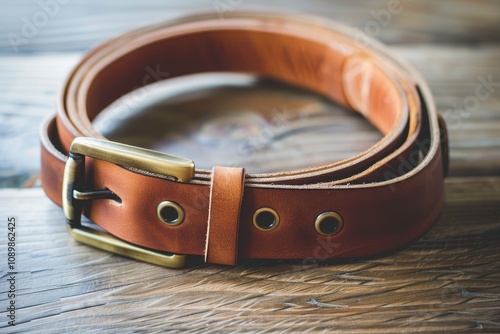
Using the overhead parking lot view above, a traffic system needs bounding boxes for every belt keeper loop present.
[205,166,246,265]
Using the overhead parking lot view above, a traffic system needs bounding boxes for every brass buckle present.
[62,137,195,268]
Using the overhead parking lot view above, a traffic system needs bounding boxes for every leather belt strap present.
[39,11,448,266]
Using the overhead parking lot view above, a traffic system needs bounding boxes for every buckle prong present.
[62,137,194,268]
[73,189,118,201]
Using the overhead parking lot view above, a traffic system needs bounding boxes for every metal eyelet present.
[315,211,343,236]
[157,201,185,226]
[253,207,280,231]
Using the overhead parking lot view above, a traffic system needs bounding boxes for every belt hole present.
[253,207,280,231]
[315,212,343,236]
[157,201,184,226]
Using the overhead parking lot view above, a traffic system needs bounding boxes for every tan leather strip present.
[205,166,246,265]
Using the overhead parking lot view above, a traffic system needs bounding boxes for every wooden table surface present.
[1,1,499,332]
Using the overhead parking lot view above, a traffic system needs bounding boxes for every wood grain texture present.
[1,1,499,186]
[0,0,500,332]
[0,178,499,332]
[0,0,498,53]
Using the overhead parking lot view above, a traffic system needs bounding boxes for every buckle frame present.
[62,137,195,268]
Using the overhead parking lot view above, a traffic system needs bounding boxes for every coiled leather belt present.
[40,11,448,267]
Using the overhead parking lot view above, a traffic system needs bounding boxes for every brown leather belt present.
[40,11,448,267]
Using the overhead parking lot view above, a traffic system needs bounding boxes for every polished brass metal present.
[314,211,343,236]
[253,207,280,231]
[62,152,84,227]
[62,137,195,268]
[157,201,185,226]
[70,137,195,182]
[67,225,186,268]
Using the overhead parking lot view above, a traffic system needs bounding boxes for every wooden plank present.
[0,177,499,331]
[0,0,499,332]
[0,54,80,188]
[0,0,499,53]
[394,46,500,176]
[1,1,499,187]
